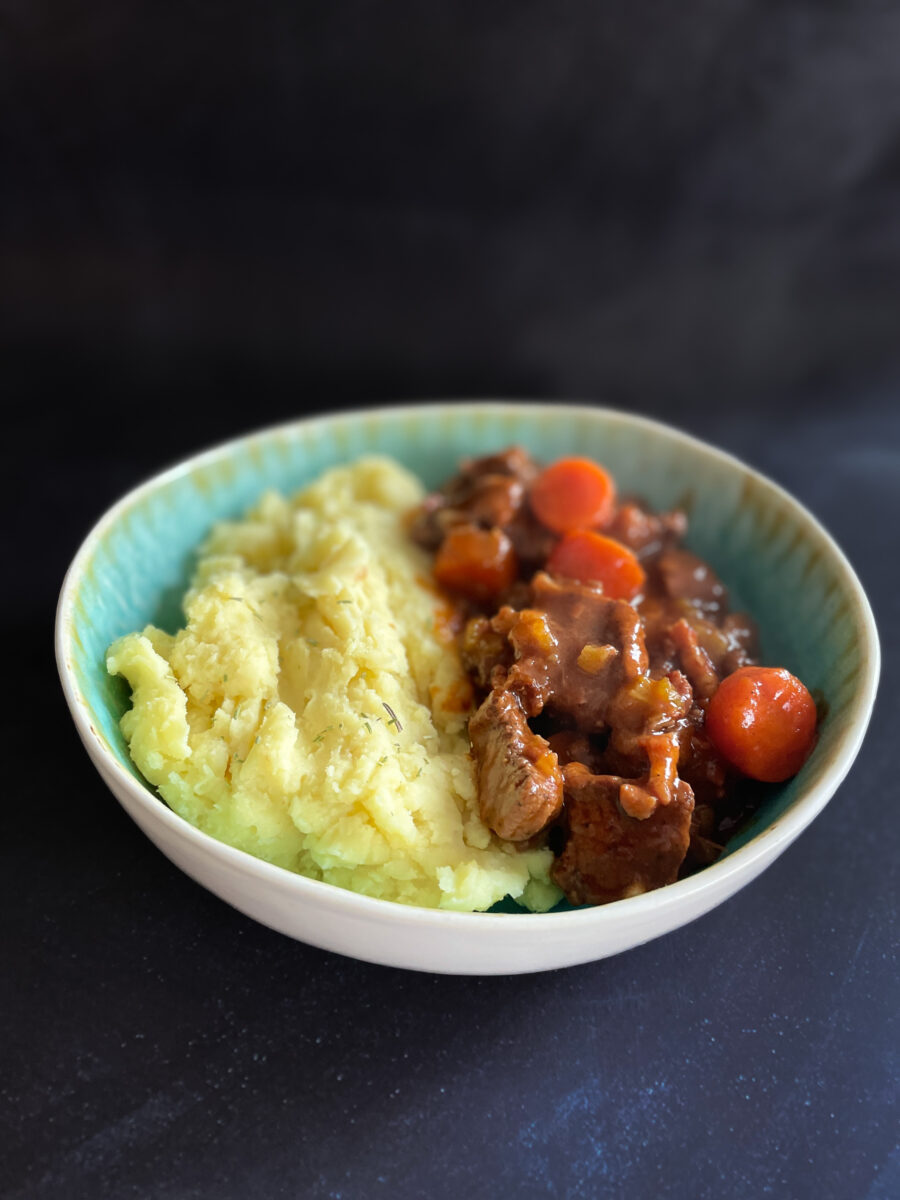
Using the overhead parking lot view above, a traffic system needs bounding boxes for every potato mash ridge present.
[107,458,559,912]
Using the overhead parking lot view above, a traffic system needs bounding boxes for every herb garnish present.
[382,703,403,733]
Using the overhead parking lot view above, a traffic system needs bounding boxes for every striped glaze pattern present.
[59,402,876,881]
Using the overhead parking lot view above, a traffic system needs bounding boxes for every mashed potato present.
[107,457,559,912]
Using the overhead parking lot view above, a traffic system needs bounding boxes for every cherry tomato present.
[706,666,817,782]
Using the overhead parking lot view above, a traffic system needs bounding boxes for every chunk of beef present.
[500,572,648,730]
[641,595,758,683]
[606,501,688,558]
[468,688,564,842]
[462,447,540,483]
[637,594,690,675]
[551,762,694,905]
[675,709,730,808]
[504,503,558,573]
[656,547,727,616]
[410,447,539,550]
[484,575,696,812]
[605,669,693,741]
[668,618,720,702]
[546,731,607,773]
[602,670,694,773]
[460,616,513,692]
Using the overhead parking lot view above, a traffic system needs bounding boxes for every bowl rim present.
[55,399,881,932]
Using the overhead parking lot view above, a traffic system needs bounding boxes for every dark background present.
[4,3,899,1198]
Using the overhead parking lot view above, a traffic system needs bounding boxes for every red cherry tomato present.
[706,666,817,782]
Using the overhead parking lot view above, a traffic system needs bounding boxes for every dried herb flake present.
[382,703,403,733]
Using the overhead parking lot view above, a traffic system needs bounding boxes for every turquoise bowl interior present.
[60,402,876,900]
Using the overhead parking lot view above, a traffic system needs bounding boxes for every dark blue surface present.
[3,3,899,1194]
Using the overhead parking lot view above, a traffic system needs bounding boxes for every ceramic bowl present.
[56,403,879,974]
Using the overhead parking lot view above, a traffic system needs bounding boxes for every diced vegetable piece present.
[433,524,518,606]
[546,530,646,600]
[706,666,817,782]
[529,457,616,533]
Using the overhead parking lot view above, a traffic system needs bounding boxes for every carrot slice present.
[706,666,817,782]
[546,530,645,600]
[530,457,616,534]
[433,524,518,607]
